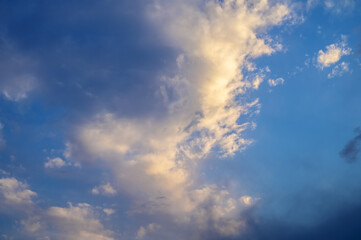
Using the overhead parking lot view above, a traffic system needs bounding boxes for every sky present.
[0,0,361,239]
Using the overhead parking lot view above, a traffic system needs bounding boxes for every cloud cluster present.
[0,177,36,207]
[317,39,351,69]
[0,177,114,240]
[67,0,292,237]
[46,203,114,240]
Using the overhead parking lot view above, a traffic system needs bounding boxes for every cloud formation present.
[328,61,350,78]
[0,177,36,207]
[68,0,292,237]
[307,0,355,14]
[44,157,66,168]
[92,183,117,196]
[340,128,361,163]
[0,176,114,240]
[317,38,351,69]
[46,203,114,240]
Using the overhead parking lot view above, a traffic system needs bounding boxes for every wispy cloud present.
[328,62,350,78]
[340,128,361,163]
[268,78,285,87]
[306,0,355,14]
[0,38,38,101]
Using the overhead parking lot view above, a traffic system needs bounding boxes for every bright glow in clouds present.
[71,0,292,237]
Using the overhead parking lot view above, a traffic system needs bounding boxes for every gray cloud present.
[340,128,361,163]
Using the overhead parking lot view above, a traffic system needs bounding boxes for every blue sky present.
[0,0,361,239]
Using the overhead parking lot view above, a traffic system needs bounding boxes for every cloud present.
[66,0,293,238]
[268,78,285,87]
[317,38,351,69]
[0,177,37,207]
[91,183,117,196]
[306,0,355,14]
[324,0,355,14]
[103,208,115,216]
[46,203,114,240]
[327,62,350,78]
[340,128,361,163]
[0,38,38,102]
[137,223,161,239]
[44,157,66,168]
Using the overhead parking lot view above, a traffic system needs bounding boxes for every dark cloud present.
[0,0,177,120]
[340,127,361,163]
[240,202,361,240]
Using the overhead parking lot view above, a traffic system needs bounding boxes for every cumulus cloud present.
[67,0,293,238]
[46,203,114,240]
[317,38,351,69]
[0,177,36,207]
[92,183,117,196]
[44,157,66,168]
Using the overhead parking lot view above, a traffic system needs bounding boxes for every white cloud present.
[0,177,36,207]
[328,61,350,78]
[137,223,161,239]
[72,0,292,237]
[92,183,117,196]
[103,208,115,216]
[21,216,41,233]
[44,157,66,168]
[1,74,36,102]
[239,195,259,206]
[268,78,285,87]
[46,203,114,240]
[317,38,351,69]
